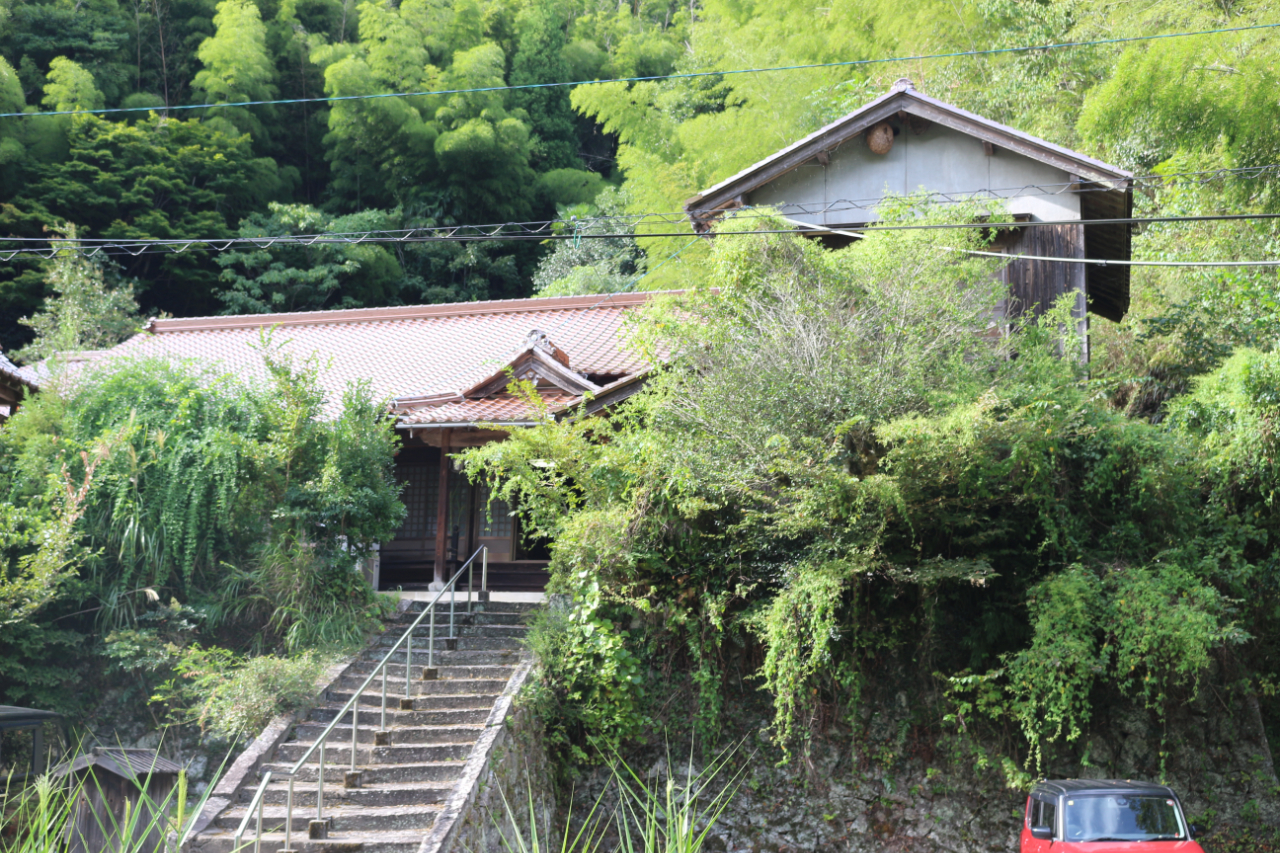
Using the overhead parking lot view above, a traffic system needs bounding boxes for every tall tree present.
[510,0,579,170]
[192,0,278,138]
[40,57,105,112]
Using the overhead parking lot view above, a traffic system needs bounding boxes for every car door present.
[1027,795,1057,853]
[1019,796,1036,852]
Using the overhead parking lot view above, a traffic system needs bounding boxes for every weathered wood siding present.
[1005,222,1087,319]
[66,770,174,853]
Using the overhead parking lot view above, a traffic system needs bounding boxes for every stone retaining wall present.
[419,659,555,853]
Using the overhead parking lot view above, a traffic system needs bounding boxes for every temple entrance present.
[379,445,549,591]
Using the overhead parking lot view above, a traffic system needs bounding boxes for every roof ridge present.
[686,83,1130,212]
[144,291,679,334]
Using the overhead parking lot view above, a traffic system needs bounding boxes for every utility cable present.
[4,162,1279,256]
[2,21,1279,119]
[9,210,1280,262]
[11,222,1280,267]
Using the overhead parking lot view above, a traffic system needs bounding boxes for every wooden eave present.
[463,347,603,399]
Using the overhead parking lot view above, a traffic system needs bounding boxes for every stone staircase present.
[193,600,538,853]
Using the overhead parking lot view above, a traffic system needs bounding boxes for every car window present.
[1032,797,1056,833]
[1063,796,1185,842]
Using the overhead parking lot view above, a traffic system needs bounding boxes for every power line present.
[3,161,1276,261]
[8,210,1280,262]
[3,21,1279,120]
[10,219,1280,267]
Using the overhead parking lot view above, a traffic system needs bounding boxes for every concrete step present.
[453,637,526,652]
[370,639,523,657]
[371,630,526,648]
[321,690,501,710]
[259,761,464,785]
[351,650,523,670]
[401,600,541,614]
[459,611,532,626]
[330,674,504,699]
[273,742,471,765]
[335,664,516,687]
[307,704,489,727]
[195,828,426,853]
[387,612,531,630]
[248,781,454,808]
[330,677,508,699]
[215,803,441,833]
[417,678,509,696]
[292,722,481,746]
[457,625,528,638]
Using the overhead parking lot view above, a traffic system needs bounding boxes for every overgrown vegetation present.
[462,206,1279,796]
[0,341,403,736]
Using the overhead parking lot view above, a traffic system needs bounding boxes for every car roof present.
[1034,779,1178,797]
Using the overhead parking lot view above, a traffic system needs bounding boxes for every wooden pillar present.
[433,430,451,585]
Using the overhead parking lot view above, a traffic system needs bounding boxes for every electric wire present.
[9,210,1280,263]
[8,159,1277,257]
[11,222,1280,267]
[545,237,703,339]
[3,21,1279,120]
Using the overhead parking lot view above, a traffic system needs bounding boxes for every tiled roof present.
[395,392,582,426]
[104,293,660,425]
[0,352,37,390]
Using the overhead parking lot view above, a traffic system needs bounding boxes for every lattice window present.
[477,482,514,539]
[395,463,439,538]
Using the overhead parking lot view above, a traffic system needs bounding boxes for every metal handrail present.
[232,771,271,853]
[231,546,489,851]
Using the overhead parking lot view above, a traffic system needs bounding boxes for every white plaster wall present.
[745,123,1081,223]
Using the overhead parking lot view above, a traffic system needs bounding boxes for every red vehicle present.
[1021,780,1205,851]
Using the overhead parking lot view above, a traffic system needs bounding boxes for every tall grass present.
[490,744,746,853]
[611,745,744,853]
[1,755,220,853]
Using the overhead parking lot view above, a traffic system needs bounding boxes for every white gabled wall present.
[747,122,1081,224]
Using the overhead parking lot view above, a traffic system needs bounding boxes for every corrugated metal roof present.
[101,292,659,425]
[53,748,182,781]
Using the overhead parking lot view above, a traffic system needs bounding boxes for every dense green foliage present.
[2,0,1280,804]
[0,348,403,719]
[462,213,1279,784]
[0,0,1275,361]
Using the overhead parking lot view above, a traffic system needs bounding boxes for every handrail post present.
[285,776,294,852]
[468,559,474,614]
[231,772,270,853]
[482,546,488,593]
[254,789,264,853]
[449,579,455,639]
[350,695,358,772]
[317,741,325,821]
[428,600,436,670]
[380,662,388,732]
[405,628,412,699]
